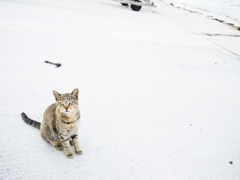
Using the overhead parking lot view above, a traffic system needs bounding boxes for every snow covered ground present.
[161,0,240,26]
[0,0,240,179]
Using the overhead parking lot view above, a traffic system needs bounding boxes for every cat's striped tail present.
[21,112,41,129]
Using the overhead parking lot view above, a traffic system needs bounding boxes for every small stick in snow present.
[44,61,61,67]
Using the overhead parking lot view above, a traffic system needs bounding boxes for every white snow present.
[161,0,240,25]
[0,0,240,179]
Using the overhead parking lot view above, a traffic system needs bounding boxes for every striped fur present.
[21,112,41,129]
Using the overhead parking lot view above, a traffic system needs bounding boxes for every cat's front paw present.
[66,153,74,159]
[76,150,83,155]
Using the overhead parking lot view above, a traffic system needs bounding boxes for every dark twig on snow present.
[44,61,61,67]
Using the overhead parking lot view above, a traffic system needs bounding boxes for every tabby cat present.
[21,88,82,158]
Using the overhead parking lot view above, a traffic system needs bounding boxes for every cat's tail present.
[21,112,41,129]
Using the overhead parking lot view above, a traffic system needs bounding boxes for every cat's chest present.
[58,119,80,136]
[57,111,80,135]
[62,125,76,134]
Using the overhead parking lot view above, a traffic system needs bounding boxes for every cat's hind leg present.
[43,138,50,143]
[53,141,63,151]
[41,134,50,143]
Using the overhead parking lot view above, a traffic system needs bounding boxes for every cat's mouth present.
[60,107,72,113]
[64,109,72,113]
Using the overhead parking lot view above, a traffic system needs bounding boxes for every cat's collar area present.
[60,118,79,125]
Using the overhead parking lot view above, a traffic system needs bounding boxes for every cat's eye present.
[59,102,64,105]
[69,101,73,104]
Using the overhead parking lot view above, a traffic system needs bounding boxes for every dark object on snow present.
[229,161,233,164]
[121,3,128,6]
[131,0,142,11]
[45,61,61,67]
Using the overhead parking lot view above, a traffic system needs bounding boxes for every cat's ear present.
[71,88,79,99]
[53,90,61,100]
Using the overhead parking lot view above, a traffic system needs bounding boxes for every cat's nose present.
[63,105,69,110]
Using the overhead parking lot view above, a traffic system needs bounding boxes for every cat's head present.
[53,88,79,113]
